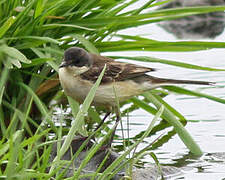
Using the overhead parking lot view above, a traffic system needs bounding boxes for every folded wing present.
[81,54,155,83]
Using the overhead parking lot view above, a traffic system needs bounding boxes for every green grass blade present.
[0,67,9,105]
[49,65,106,173]
[18,83,48,116]
[70,34,99,54]
[98,105,164,180]
[164,86,225,105]
[97,40,225,52]
[17,82,57,132]
[131,0,155,15]
[144,92,203,156]
[129,97,158,116]
[88,107,101,125]
[0,16,16,38]
[16,36,59,44]
[5,130,23,178]
[145,91,186,121]
[35,0,45,18]
[2,45,31,64]
[22,58,54,68]
[112,56,225,71]
[72,6,225,30]
[105,0,137,17]
[73,123,116,179]
[41,23,95,31]
[130,95,185,122]
[67,96,88,136]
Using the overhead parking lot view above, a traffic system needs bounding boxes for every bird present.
[58,47,213,144]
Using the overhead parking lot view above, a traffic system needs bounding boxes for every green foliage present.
[0,0,225,179]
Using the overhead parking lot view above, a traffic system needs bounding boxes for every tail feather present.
[149,75,215,86]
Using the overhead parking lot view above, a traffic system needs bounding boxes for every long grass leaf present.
[67,96,87,135]
[74,122,117,178]
[2,45,31,64]
[97,40,225,52]
[112,56,225,71]
[147,91,186,121]
[144,92,202,155]
[35,0,45,18]
[129,97,158,115]
[72,6,225,28]
[98,106,164,179]
[18,83,48,116]
[164,86,225,105]
[70,34,99,54]
[22,58,54,68]
[0,68,9,105]
[4,36,60,44]
[0,16,16,38]
[41,23,95,31]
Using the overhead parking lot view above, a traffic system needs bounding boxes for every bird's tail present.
[149,75,215,86]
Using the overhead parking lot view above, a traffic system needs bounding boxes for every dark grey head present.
[59,47,92,68]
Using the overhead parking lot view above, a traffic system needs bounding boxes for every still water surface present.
[105,24,225,179]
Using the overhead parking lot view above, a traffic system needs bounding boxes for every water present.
[104,23,225,179]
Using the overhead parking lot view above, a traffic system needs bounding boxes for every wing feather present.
[81,54,155,83]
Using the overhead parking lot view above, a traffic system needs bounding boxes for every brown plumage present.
[81,53,155,83]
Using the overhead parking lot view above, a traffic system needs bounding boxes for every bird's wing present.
[81,55,155,83]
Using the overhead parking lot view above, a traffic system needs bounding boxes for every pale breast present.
[59,67,92,103]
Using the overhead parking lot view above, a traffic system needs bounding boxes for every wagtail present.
[58,47,213,143]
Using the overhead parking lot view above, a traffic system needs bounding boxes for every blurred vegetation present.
[0,0,225,178]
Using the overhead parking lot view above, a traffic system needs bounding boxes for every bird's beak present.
[59,60,72,68]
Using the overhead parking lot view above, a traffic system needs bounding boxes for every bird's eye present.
[76,59,80,64]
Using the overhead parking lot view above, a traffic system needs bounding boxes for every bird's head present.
[59,47,93,75]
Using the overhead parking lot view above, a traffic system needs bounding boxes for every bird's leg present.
[94,112,111,131]
[107,113,121,148]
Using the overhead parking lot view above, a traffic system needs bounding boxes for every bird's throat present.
[62,66,89,76]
